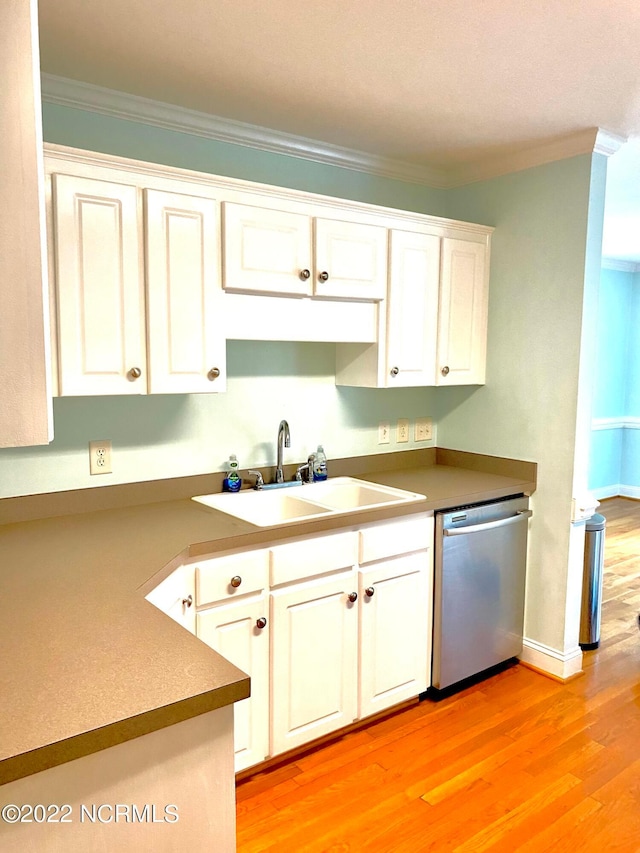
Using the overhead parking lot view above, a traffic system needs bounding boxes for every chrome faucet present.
[275,419,290,483]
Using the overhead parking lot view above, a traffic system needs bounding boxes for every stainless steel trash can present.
[579,513,606,650]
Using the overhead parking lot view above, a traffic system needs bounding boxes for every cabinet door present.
[197,596,269,772]
[222,201,312,296]
[359,551,432,718]
[145,190,225,393]
[314,218,387,300]
[53,174,145,395]
[386,230,440,386]
[437,238,488,385]
[270,572,358,755]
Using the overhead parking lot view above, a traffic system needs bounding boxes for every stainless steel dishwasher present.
[431,495,532,694]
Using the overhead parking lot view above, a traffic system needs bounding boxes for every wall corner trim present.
[520,638,583,680]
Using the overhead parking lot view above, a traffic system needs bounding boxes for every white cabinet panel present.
[195,549,269,607]
[359,551,432,718]
[437,238,488,385]
[386,230,440,387]
[145,190,225,393]
[222,202,312,296]
[0,0,52,446]
[270,530,357,586]
[197,597,269,772]
[53,174,145,395]
[314,218,387,300]
[270,572,358,755]
[145,565,196,635]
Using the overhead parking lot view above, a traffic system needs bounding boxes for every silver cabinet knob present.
[441,365,450,376]
[128,367,142,380]
[390,366,399,377]
[319,271,329,282]
[182,594,193,608]
[348,591,358,603]
[256,617,267,629]
[208,367,221,381]
[299,268,311,280]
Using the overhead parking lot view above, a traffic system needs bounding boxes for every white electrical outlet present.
[89,440,112,475]
[378,421,390,444]
[397,418,409,443]
[415,417,433,442]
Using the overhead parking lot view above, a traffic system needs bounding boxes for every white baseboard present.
[520,638,583,680]
[620,484,640,500]
[592,484,621,500]
[592,484,640,501]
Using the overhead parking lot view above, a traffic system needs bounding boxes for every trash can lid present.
[586,513,606,531]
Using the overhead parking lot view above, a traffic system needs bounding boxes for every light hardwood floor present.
[236,498,640,852]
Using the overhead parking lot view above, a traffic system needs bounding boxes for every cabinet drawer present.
[195,549,269,606]
[359,513,433,564]
[270,531,357,586]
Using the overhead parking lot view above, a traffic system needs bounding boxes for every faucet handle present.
[248,470,264,490]
[295,463,310,483]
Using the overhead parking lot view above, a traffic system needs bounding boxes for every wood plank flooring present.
[236,498,640,852]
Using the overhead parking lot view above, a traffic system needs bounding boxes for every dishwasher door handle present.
[443,509,532,537]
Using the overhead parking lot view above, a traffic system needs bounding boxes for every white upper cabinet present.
[336,229,490,388]
[437,238,488,385]
[313,218,387,300]
[53,174,146,396]
[145,190,225,393]
[45,146,492,393]
[385,230,441,387]
[222,202,312,296]
[222,201,387,300]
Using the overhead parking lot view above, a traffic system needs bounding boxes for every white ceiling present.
[37,0,640,260]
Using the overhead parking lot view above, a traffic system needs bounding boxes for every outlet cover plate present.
[89,440,112,475]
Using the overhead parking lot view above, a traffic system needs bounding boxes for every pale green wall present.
[43,104,449,215]
[444,154,605,654]
[0,105,449,498]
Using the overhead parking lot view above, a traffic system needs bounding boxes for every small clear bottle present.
[312,445,328,482]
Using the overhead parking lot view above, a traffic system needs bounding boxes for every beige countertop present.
[0,448,535,786]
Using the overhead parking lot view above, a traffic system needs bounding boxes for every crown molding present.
[40,74,628,190]
[601,258,640,272]
[445,128,627,188]
[40,74,449,189]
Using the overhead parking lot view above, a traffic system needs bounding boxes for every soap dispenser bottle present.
[223,454,242,492]
[312,445,328,482]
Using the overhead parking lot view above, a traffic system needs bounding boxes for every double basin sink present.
[192,477,426,527]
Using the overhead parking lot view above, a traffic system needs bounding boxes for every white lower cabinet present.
[147,511,433,774]
[358,513,434,718]
[197,596,269,772]
[359,552,431,718]
[270,571,359,756]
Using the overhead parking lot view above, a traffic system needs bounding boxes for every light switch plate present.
[378,422,390,444]
[415,418,433,442]
[397,419,409,443]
